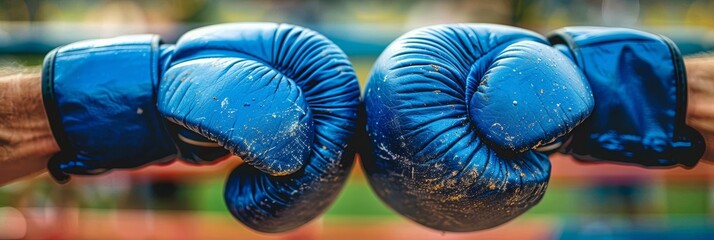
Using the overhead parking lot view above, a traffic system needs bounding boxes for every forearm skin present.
[0,70,59,185]
[686,56,714,163]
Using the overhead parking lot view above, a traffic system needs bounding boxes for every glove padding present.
[361,24,593,231]
[173,23,361,233]
[547,27,705,167]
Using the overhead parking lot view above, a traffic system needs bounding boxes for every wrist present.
[0,70,60,184]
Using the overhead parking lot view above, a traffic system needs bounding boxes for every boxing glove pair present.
[44,22,705,233]
[42,23,360,233]
[361,24,705,231]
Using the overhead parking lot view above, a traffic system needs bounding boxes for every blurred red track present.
[3,207,553,240]
[117,153,714,183]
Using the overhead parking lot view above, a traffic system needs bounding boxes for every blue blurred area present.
[0,22,401,56]
[557,216,714,240]
[1,0,714,57]
[1,22,713,57]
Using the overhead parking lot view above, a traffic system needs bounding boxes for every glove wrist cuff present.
[547,27,705,167]
[42,35,177,181]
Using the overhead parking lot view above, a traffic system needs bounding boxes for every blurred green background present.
[1,0,714,239]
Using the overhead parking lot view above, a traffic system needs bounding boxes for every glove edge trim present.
[42,48,73,183]
[661,34,706,167]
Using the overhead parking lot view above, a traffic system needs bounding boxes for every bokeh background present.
[2,0,714,239]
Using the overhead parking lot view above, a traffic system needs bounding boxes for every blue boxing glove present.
[43,23,360,232]
[546,27,705,167]
[361,24,594,231]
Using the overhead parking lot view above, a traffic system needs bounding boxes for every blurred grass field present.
[2,155,714,239]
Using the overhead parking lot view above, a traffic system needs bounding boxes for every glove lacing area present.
[42,35,181,183]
